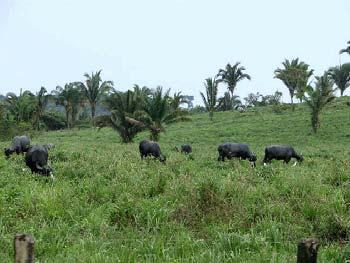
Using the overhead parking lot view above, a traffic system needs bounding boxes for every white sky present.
[0,0,349,105]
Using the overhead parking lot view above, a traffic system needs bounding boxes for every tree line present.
[200,41,350,133]
[0,41,349,140]
[0,72,190,142]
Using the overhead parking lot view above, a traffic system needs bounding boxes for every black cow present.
[180,144,192,154]
[25,145,53,176]
[139,140,166,162]
[263,145,303,165]
[4,135,30,157]
[218,143,257,166]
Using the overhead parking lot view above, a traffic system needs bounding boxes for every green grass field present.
[1,99,350,262]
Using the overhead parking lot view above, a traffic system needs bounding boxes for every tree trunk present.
[311,112,320,133]
[65,111,70,129]
[341,89,344,96]
[290,95,295,111]
[91,103,96,127]
[209,110,213,121]
[230,90,235,109]
[36,114,40,131]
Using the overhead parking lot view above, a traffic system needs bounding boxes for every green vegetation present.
[137,87,190,141]
[53,83,86,129]
[103,89,145,143]
[76,70,114,125]
[274,58,313,106]
[328,63,350,96]
[1,98,350,262]
[200,78,219,120]
[305,73,336,133]
[216,62,251,109]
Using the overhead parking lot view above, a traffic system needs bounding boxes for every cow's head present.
[159,154,166,163]
[4,148,13,157]
[249,152,257,162]
[298,154,304,162]
[36,163,53,176]
[249,152,257,167]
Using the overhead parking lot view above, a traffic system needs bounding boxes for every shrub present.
[272,104,289,114]
[42,111,66,130]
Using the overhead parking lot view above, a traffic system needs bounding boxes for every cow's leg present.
[263,156,270,166]
[153,153,160,160]
[284,157,291,164]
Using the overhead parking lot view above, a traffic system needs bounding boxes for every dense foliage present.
[274,58,313,106]
[304,73,336,133]
[200,78,219,120]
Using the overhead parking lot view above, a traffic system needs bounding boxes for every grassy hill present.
[0,98,350,262]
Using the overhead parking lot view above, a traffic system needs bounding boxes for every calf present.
[218,143,257,167]
[263,145,303,165]
[4,135,30,157]
[139,140,166,162]
[180,144,192,154]
[25,145,53,176]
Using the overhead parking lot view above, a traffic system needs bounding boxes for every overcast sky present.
[0,0,349,105]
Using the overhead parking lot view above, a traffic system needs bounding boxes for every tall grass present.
[0,98,350,262]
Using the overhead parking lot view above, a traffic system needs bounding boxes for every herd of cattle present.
[140,140,303,167]
[3,136,303,178]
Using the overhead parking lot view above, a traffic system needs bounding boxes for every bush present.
[272,104,289,114]
[190,106,206,114]
[0,118,16,141]
[42,111,66,131]
[0,119,34,141]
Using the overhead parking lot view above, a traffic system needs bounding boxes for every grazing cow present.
[25,145,53,176]
[180,144,192,154]
[218,143,257,167]
[263,145,303,165]
[4,135,30,157]
[139,140,166,162]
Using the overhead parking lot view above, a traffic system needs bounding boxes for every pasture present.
[1,99,350,262]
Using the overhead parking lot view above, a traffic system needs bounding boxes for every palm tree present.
[304,73,335,133]
[104,90,144,143]
[169,91,188,112]
[137,87,190,141]
[0,100,6,120]
[200,78,219,120]
[218,92,241,111]
[327,63,350,96]
[295,63,314,103]
[340,41,350,55]
[5,89,36,123]
[34,87,49,130]
[274,58,313,107]
[216,62,251,106]
[53,84,83,129]
[77,70,113,125]
[132,84,151,106]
